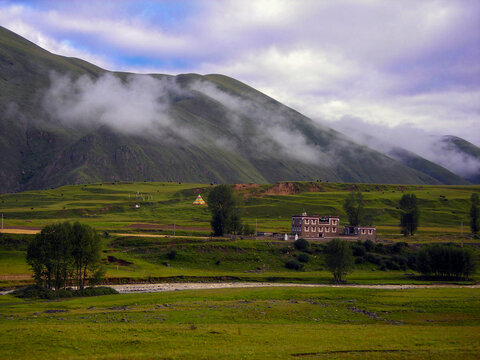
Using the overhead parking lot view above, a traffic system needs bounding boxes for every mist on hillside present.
[330,117,480,178]
[42,72,332,165]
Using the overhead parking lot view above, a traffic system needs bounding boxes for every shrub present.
[391,242,408,254]
[12,285,118,299]
[364,239,374,252]
[386,260,400,270]
[294,238,309,251]
[167,250,177,260]
[352,245,366,257]
[355,257,366,264]
[366,253,381,265]
[297,253,310,263]
[285,260,304,271]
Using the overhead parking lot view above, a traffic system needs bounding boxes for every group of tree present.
[27,222,103,290]
[344,190,479,237]
[416,244,476,279]
[207,185,254,236]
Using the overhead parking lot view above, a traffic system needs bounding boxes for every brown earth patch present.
[126,223,210,231]
[0,274,33,280]
[263,182,324,196]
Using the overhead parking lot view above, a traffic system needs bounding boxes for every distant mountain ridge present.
[0,26,474,193]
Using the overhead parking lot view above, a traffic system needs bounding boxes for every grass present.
[1,181,479,287]
[0,286,479,359]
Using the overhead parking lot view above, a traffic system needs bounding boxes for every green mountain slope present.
[387,147,470,185]
[440,136,480,184]
[0,26,465,192]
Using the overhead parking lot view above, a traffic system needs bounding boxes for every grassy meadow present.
[1,286,479,359]
[1,181,479,287]
[0,181,479,238]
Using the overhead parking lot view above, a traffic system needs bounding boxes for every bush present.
[12,285,118,299]
[352,245,366,257]
[285,260,304,271]
[386,260,400,270]
[366,253,381,265]
[294,238,309,251]
[355,256,366,264]
[167,250,177,260]
[391,242,408,254]
[364,239,374,252]
[297,253,310,263]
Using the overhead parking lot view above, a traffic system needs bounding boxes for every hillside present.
[0,26,468,193]
[440,136,480,184]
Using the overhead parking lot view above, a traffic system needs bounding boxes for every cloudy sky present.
[1,0,479,144]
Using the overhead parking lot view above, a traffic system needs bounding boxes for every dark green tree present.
[343,191,371,226]
[207,185,242,236]
[399,194,420,236]
[27,222,103,290]
[71,222,102,290]
[324,239,354,283]
[417,244,476,279]
[470,193,479,237]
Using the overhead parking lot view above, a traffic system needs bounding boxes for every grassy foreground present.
[0,286,479,359]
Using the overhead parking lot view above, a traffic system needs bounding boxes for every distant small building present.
[344,225,376,241]
[291,212,340,238]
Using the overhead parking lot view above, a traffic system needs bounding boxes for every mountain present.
[387,147,470,185]
[0,26,468,193]
[439,136,480,184]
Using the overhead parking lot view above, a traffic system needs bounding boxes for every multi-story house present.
[291,212,340,238]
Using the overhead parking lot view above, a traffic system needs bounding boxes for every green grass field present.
[0,286,479,359]
[1,181,479,287]
[1,181,479,239]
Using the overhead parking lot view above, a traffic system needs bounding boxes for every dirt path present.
[0,228,40,234]
[109,282,480,294]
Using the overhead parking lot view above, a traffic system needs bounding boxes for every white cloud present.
[0,0,478,146]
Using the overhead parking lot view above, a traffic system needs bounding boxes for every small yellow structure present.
[193,194,206,205]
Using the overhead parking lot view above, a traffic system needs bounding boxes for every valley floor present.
[0,286,479,359]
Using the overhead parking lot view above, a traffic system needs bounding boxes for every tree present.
[470,193,479,237]
[27,222,103,290]
[71,222,102,290]
[417,244,476,279]
[207,185,242,236]
[343,191,371,226]
[324,239,354,283]
[399,194,419,236]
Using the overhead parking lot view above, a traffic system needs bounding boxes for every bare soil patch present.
[126,223,210,231]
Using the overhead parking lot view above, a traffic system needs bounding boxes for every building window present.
[368,230,373,234]
[361,229,366,234]
[312,219,316,225]
[305,219,309,224]
[326,227,329,232]
[312,227,316,232]
[333,228,336,232]
[305,227,309,232]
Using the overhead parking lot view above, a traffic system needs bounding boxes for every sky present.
[0,0,479,145]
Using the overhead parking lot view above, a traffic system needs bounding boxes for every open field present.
[1,181,479,287]
[1,286,479,359]
[0,181,479,240]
